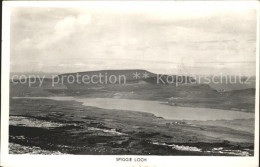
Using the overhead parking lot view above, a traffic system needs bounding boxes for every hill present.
[9,69,255,112]
[56,69,196,85]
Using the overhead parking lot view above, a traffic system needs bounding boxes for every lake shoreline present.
[9,98,254,155]
[11,96,255,121]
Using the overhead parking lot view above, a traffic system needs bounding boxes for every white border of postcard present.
[1,1,259,167]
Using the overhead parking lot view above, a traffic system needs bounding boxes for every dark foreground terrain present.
[9,98,254,156]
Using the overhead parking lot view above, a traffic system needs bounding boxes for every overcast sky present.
[10,3,257,75]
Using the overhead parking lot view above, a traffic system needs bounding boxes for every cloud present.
[10,5,257,76]
[35,12,92,49]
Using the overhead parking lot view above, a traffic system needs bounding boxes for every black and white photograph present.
[1,1,259,167]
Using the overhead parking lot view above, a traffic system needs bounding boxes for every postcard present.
[1,1,259,167]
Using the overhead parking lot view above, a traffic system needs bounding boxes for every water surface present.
[12,97,254,121]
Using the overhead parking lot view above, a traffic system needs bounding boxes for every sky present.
[10,2,257,75]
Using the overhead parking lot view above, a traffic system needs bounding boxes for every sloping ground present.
[9,70,255,112]
[10,79,255,112]
[9,98,254,155]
